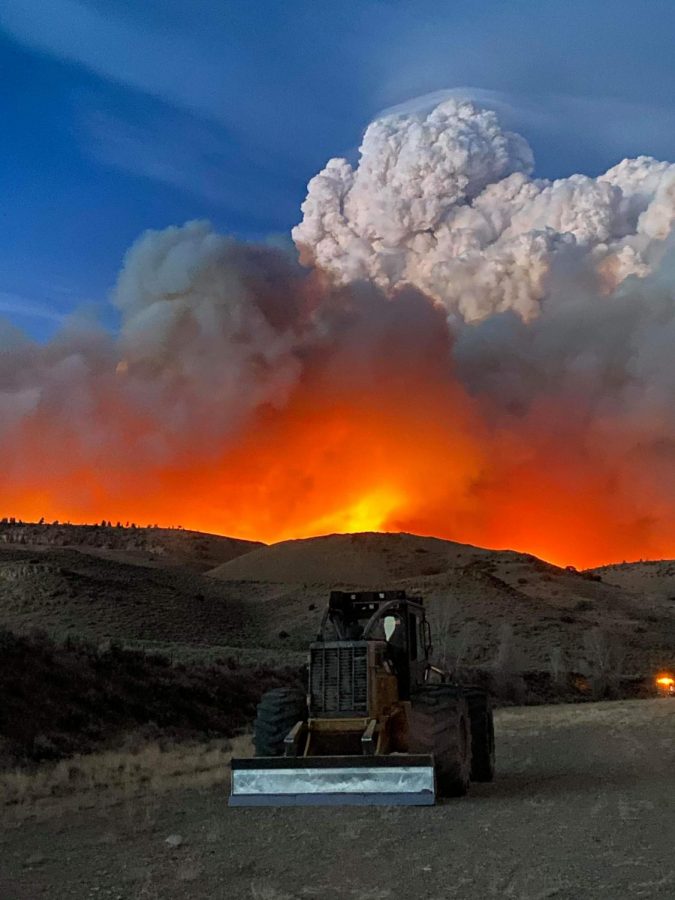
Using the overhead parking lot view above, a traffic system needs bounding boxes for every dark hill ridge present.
[0,521,262,572]
[207,531,492,583]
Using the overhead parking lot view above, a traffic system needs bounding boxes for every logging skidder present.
[230,590,495,806]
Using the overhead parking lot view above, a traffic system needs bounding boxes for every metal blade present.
[229,754,436,806]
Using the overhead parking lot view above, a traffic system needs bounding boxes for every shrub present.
[581,627,625,699]
[548,646,568,688]
[0,629,301,766]
[492,624,526,704]
[574,600,594,612]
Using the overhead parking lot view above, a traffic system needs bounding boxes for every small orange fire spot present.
[655,675,675,696]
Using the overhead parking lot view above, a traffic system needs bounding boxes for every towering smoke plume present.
[293,99,675,322]
[2,99,674,565]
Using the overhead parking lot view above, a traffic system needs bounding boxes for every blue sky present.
[4,0,675,340]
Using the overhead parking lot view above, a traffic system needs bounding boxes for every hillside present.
[1,526,673,673]
[0,543,305,665]
[208,532,675,673]
[592,559,675,601]
[208,531,491,583]
[0,521,261,572]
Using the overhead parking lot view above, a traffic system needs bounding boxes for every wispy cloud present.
[0,0,344,168]
[0,292,65,323]
[5,0,675,215]
[83,106,299,224]
[0,0,227,120]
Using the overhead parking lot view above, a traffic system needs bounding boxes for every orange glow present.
[656,675,675,696]
[2,365,673,569]
[2,293,674,570]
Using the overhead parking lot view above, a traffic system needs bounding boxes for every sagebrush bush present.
[0,628,302,765]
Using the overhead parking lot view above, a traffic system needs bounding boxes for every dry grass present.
[2,734,253,820]
[494,697,674,735]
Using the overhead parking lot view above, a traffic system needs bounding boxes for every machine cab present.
[318,590,432,699]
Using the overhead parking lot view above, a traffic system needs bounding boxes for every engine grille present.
[309,642,368,715]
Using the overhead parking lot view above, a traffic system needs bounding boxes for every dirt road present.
[2,699,674,900]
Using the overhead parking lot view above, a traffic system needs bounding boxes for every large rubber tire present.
[409,685,472,797]
[465,689,496,782]
[253,687,307,757]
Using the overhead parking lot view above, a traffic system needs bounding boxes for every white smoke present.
[293,98,675,323]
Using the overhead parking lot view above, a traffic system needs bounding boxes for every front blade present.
[229,754,436,806]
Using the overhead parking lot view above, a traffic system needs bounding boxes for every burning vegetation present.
[1,99,674,567]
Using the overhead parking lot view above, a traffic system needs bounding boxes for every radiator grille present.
[309,643,368,715]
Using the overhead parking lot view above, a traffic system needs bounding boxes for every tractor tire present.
[409,685,472,797]
[253,687,307,757]
[465,689,496,782]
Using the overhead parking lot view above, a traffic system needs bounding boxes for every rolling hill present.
[0,524,673,673]
[592,559,675,602]
[0,521,261,572]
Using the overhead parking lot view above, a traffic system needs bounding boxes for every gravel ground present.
[2,699,674,900]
